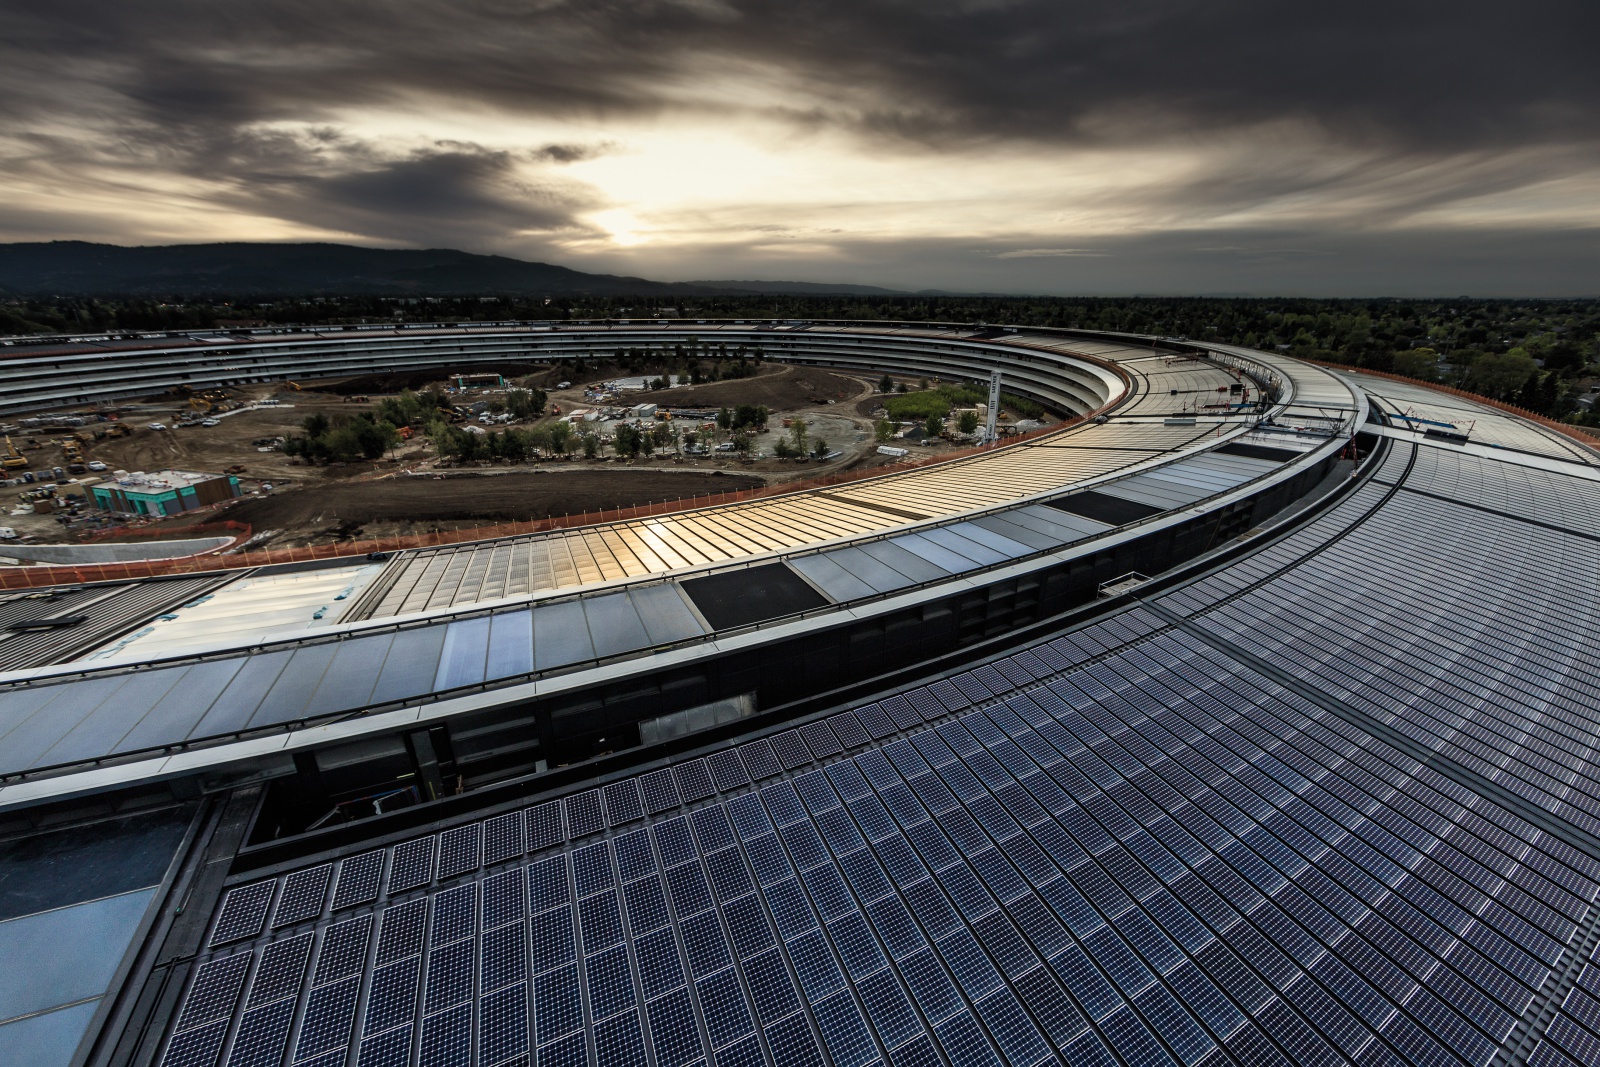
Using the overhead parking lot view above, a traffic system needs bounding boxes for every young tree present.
[731,430,750,454]
[581,431,600,459]
[548,420,573,456]
[925,415,944,439]
[878,374,894,394]
[790,418,808,455]
[874,419,895,443]
[958,409,980,435]
[811,438,829,459]
[612,424,635,457]
[505,388,546,420]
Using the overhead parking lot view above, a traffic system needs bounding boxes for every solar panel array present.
[1535,941,1600,1067]
[166,431,1600,1066]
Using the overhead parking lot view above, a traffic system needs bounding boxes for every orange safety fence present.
[0,416,1083,590]
[0,520,254,590]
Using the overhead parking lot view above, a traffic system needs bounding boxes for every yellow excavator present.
[2,435,28,471]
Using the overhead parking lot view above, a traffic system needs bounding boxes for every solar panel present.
[800,721,843,760]
[423,939,474,1014]
[224,998,295,1067]
[526,801,565,852]
[604,780,646,825]
[210,881,275,946]
[436,823,481,880]
[640,769,681,814]
[482,811,526,866]
[614,828,657,881]
[271,864,331,929]
[533,965,582,1044]
[364,956,422,1036]
[294,974,360,1060]
[160,1019,228,1067]
[566,790,606,838]
[739,740,783,780]
[174,953,252,1032]
[332,850,385,910]
[674,759,717,803]
[572,841,615,899]
[430,882,477,945]
[768,729,806,771]
[708,749,750,791]
[479,983,530,1065]
[388,836,436,894]
[416,1004,471,1066]
[376,900,428,966]
[357,1024,414,1067]
[586,943,637,1019]
[481,922,528,993]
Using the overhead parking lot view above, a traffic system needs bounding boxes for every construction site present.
[1,359,1044,555]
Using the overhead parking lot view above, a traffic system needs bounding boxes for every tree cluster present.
[715,405,768,431]
[431,419,574,464]
[283,411,399,463]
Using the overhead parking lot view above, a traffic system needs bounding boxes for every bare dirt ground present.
[167,470,765,546]
[587,365,862,411]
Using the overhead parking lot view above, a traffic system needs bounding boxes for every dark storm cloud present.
[236,146,602,247]
[0,2,1595,291]
[5,1,1595,150]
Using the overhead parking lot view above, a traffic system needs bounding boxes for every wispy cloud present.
[994,248,1109,259]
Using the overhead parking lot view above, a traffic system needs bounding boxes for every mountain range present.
[0,242,927,298]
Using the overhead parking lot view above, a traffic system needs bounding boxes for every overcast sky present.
[2,1,1596,295]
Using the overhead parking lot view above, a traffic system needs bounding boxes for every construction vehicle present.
[60,437,87,474]
[284,381,302,391]
[2,436,27,471]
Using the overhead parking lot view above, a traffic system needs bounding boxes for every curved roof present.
[1,325,1598,1067]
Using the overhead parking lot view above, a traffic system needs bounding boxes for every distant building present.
[88,469,241,517]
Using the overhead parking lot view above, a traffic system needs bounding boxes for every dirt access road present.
[177,469,764,546]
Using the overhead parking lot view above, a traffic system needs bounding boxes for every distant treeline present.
[4,293,1596,422]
